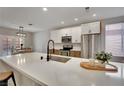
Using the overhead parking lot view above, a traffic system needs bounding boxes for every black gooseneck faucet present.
[47,40,55,61]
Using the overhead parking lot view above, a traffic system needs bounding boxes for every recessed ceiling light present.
[93,13,96,17]
[74,18,78,21]
[42,8,48,11]
[61,21,64,24]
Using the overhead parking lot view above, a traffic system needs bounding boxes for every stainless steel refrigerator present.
[81,34,101,59]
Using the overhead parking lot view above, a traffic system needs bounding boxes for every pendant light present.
[16,26,26,38]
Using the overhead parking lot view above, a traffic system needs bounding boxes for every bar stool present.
[0,71,16,86]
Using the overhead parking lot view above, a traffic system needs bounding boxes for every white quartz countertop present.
[1,52,124,86]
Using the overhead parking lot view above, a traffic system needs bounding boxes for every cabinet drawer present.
[50,49,81,57]
[69,51,75,57]
[50,49,60,55]
[70,51,81,57]
[54,49,60,55]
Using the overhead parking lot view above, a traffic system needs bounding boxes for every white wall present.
[33,31,50,53]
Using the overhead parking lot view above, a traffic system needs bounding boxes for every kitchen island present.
[0,52,124,86]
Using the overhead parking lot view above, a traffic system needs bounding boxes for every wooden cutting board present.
[80,62,118,72]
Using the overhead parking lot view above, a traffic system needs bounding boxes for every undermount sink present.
[50,56,71,63]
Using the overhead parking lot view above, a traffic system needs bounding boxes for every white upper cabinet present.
[50,26,82,43]
[50,30,61,43]
[51,21,100,43]
[81,21,101,34]
[60,28,71,36]
[70,26,81,43]
[59,26,81,43]
[90,22,101,34]
[81,23,90,34]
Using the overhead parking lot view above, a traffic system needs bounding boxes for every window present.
[105,23,124,57]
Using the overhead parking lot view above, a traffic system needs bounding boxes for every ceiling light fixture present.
[42,8,48,11]
[74,18,78,21]
[61,21,64,24]
[93,13,96,17]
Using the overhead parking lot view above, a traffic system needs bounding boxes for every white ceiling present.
[0,7,124,32]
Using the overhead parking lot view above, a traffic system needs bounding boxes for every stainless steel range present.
[60,45,73,56]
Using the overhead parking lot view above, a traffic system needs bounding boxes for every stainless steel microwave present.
[61,36,72,43]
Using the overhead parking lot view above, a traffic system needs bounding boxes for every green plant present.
[95,51,112,64]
